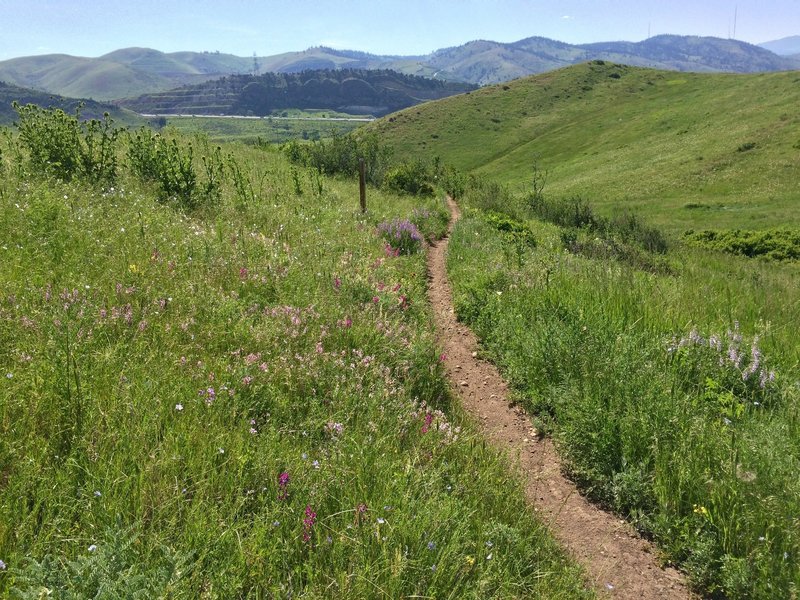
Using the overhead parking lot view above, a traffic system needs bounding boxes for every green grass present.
[163,114,367,144]
[373,62,800,233]
[444,184,800,599]
[0,119,590,598]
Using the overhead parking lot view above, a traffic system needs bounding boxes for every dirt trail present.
[426,197,692,599]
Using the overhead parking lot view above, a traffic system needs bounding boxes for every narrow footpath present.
[426,197,692,599]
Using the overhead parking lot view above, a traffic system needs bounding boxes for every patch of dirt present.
[426,197,693,599]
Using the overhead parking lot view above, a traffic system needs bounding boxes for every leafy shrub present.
[383,161,434,196]
[283,130,391,185]
[376,218,423,254]
[13,102,120,184]
[684,228,800,261]
[127,128,198,208]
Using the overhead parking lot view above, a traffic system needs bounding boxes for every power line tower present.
[252,52,260,76]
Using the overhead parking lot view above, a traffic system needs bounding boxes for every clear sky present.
[0,0,798,60]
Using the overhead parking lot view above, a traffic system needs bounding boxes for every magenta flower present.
[303,505,317,543]
[278,471,290,500]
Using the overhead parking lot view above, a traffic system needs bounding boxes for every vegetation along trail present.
[426,197,692,599]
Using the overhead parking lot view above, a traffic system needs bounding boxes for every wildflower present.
[427,541,436,551]
[326,422,344,436]
[94,490,101,497]
[239,267,249,281]
[273,520,280,527]
[312,460,320,469]
[333,276,341,290]
[88,544,97,552]
[218,448,225,454]
[466,555,475,566]
[693,504,709,517]
[175,403,183,411]
[128,263,139,274]
[0,559,6,570]
[486,553,493,560]
[278,471,290,500]
[421,412,433,434]
[5,373,11,379]
[302,505,317,543]
[242,376,253,386]
[377,517,385,524]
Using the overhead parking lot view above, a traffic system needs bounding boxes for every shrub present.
[684,228,800,261]
[283,130,391,186]
[383,161,434,196]
[13,102,120,184]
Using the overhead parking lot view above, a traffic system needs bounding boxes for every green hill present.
[372,61,800,232]
[0,81,143,126]
[119,69,476,117]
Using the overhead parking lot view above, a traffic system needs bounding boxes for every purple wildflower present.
[302,505,317,543]
[278,471,290,500]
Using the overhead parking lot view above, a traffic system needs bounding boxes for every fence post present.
[359,158,367,213]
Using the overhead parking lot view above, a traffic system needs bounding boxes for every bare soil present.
[426,197,693,599]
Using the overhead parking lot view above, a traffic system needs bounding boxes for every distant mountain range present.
[118,69,476,117]
[1,35,798,101]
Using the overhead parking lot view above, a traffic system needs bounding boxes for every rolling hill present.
[0,81,143,126]
[1,35,797,100]
[372,61,800,232]
[118,69,476,117]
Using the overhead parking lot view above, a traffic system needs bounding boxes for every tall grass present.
[447,182,800,599]
[0,111,589,598]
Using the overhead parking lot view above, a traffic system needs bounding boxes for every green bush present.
[13,103,120,184]
[383,161,434,196]
[684,228,800,261]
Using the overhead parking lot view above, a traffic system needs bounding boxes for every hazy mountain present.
[579,35,800,73]
[759,35,800,56]
[118,69,476,117]
[1,35,797,101]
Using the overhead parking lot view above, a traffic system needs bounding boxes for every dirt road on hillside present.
[426,197,693,599]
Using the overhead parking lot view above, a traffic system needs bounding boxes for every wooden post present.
[358,158,367,213]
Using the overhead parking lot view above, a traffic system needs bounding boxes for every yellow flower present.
[465,555,475,566]
[693,504,709,517]
[129,264,139,274]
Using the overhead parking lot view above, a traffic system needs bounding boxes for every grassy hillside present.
[373,61,800,232]
[0,110,589,598]
[0,81,144,126]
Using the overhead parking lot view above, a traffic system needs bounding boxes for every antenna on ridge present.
[733,5,738,39]
[252,51,260,76]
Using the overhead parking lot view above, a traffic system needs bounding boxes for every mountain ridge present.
[1,34,797,100]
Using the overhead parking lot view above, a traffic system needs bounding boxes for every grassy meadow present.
[163,113,366,144]
[0,108,591,597]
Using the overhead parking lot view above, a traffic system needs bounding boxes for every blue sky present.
[0,0,798,60]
